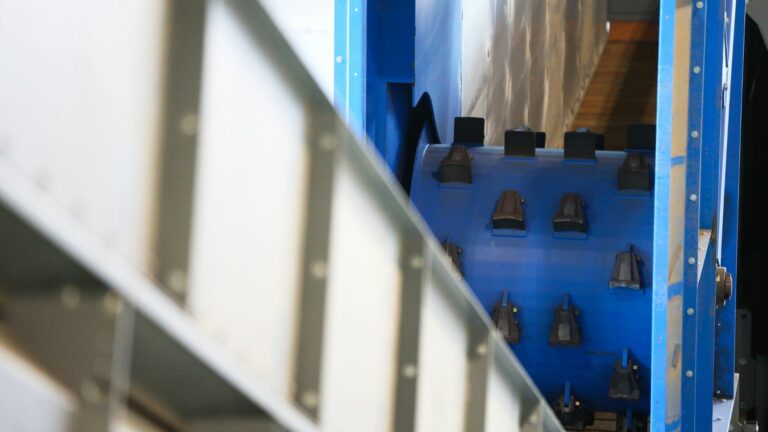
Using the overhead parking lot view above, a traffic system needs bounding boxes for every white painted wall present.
[259,0,335,99]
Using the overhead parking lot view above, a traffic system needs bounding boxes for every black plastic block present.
[618,152,652,191]
[610,247,642,289]
[564,129,604,159]
[553,193,586,233]
[609,353,641,401]
[439,145,472,183]
[627,123,656,151]
[504,127,536,157]
[453,117,485,145]
[549,295,581,346]
[492,290,520,344]
[492,190,525,230]
[553,384,594,431]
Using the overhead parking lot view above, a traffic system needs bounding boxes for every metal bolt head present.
[689,193,698,202]
[687,307,695,315]
[409,255,424,269]
[575,400,581,407]
[632,364,639,371]
[60,284,81,309]
[402,363,418,379]
[691,130,699,138]
[685,370,694,378]
[166,269,187,295]
[527,413,539,425]
[693,66,701,74]
[739,358,748,366]
[512,307,518,313]
[300,390,319,408]
[179,113,199,136]
[319,135,337,152]
[696,1,704,8]
[688,257,696,265]
[310,260,328,279]
[476,343,488,356]
[335,56,343,64]
[80,379,103,405]
[103,292,123,316]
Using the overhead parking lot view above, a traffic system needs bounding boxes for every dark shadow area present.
[738,16,768,425]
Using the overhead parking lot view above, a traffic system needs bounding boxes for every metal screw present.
[103,292,123,316]
[319,135,337,152]
[512,307,518,313]
[476,343,488,356]
[686,370,694,378]
[691,130,699,138]
[402,363,418,379]
[575,400,581,407]
[61,284,81,309]
[80,379,103,404]
[166,269,187,295]
[300,390,319,408]
[687,308,695,315]
[179,113,199,136]
[310,260,328,279]
[696,1,704,8]
[528,413,539,425]
[693,66,701,74]
[409,255,424,269]
[688,257,696,265]
[632,364,639,371]
[335,56,343,64]
[690,193,698,202]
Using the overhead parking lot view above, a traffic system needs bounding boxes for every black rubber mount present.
[618,152,652,192]
[492,190,525,230]
[553,193,587,233]
[453,117,485,145]
[439,145,472,183]
[564,128,604,159]
[610,246,643,289]
[492,290,520,344]
[626,123,656,151]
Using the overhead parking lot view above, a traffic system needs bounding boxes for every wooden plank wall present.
[572,21,659,150]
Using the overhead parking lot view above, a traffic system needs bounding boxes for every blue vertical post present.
[651,1,681,430]
[699,0,725,229]
[681,0,710,429]
[334,0,366,135]
[715,0,746,399]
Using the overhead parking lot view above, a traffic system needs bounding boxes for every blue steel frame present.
[715,0,745,402]
[334,0,366,135]
[336,0,746,430]
[654,0,745,430]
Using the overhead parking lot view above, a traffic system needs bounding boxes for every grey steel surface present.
[153,0,207,302]
[0,164,318,432]
[393,236,428,432]
[0,0,563,430]
[293,112,339,418]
